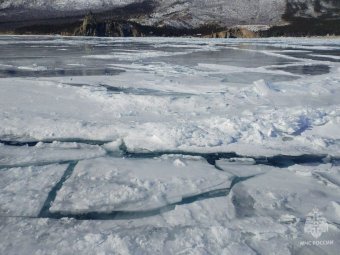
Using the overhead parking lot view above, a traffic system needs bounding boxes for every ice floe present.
[50,156,231,214]
[0,142,106,168]
[0,164,67,216]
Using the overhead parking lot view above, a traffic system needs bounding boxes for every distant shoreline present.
[0,13,339,39]
[0,34,339,40]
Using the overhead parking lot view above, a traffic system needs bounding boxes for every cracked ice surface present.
[1,37,340,156]
[0,164,67,217]
[1,164,340,254]
[0,142,106,168]
[50,156,231,214]
[0,36,340,254]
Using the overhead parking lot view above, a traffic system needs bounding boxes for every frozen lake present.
[0,36,340,254]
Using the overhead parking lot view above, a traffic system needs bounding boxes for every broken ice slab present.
[228,164,340,222]
[0,164,67,217]
[50,156,232,214]
[216,158,272,177]
[0,142,106,168]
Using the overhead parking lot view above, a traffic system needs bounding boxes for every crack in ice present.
[38,161,78,218]
[29,186,229,221]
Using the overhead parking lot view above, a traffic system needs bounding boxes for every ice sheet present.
[50,156,231,213]
[1,36,339,157]
[1,163,340,255]
[228,164,340,222]
[0,142,106,167]
[1,36,340,255]
[0,164,67,216]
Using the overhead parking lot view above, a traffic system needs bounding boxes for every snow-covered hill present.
[287,0,340,18]
[0,0,339,30]
[0,0,317,27]
[141,0,286,28]
[0,0,135,10]
[0,0,286,26]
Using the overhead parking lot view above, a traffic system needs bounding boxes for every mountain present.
[0,0,339,36]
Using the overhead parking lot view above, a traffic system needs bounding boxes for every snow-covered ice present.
[0,164,67,216]
[1,164,340,254]
[0,35,339,254]
[0,142,106,168]
[50,156,231,214]
[1,36,340,156]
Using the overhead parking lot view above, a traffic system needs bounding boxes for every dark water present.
[271,64,331,76]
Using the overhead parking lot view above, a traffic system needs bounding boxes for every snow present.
[1,0,339,28]
[309,54,340,60]
[0,36,340,254]
[141,0,287,28]
[50,156,231,213]
[216,159,270,177]
[0,0,287,28]
[0,37,340,157]
[0,0,136,11]
[1,164,340,254]
[0,142,106,168]
[0,164,67,216]
[228,164,340,220]
[0,217,263,255]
